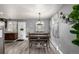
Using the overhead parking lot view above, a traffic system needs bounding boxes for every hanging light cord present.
[38,12,41,21]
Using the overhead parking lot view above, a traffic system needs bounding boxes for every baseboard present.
[16,39,24,41]
[49,40,63,54]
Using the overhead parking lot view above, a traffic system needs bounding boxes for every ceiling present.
[0,4,63,19]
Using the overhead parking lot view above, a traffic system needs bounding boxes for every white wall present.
[50,4,79,54]
[7,21,17,33]
[0,22,5,53]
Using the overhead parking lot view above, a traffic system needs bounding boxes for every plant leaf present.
[70,30,79,34]
[72,23,79,30]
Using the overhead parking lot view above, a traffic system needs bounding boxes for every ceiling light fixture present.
[36,12,44,32]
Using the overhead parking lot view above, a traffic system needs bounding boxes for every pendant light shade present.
[36,12,44,32]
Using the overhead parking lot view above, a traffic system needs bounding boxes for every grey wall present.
[50,4,79,54]
[26,18,50,33]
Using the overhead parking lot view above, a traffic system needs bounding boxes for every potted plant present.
[69,4,79,46]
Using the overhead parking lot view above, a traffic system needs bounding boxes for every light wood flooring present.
[5,40,55,54]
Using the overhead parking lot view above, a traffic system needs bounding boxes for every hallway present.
[5,40,54,54]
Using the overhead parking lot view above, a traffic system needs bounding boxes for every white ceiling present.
[0,4,63,19]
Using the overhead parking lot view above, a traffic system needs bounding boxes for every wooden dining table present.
[28,32,50,53]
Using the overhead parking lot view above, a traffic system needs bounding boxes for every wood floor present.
[5,40,55,54]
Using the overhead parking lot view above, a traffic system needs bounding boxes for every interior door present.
[18,22,27,40]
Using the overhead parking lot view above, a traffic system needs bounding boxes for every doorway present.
[18,21,27,40]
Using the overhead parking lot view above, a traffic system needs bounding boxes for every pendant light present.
[36,12,44,32]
